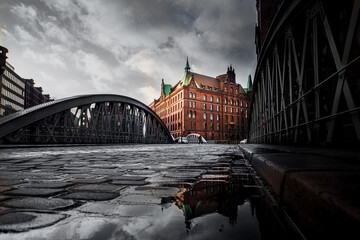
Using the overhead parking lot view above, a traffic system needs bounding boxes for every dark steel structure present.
[0,94,173,144]
[250,0,360,147]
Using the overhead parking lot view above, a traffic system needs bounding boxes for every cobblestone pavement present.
[0,144,255,240]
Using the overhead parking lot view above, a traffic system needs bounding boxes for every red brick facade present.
[149,60,251,141]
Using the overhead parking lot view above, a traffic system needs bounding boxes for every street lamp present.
[0,46,8,76]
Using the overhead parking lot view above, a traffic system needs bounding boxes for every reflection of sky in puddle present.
[0,202,259,240]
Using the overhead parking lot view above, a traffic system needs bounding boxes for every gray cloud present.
[0,0,257,104]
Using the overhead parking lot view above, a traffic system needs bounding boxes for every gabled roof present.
[192,72,220,89]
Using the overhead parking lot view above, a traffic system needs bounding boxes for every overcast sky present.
[0,0,257,104]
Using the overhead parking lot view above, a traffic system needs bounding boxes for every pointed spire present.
[185,57,191,73]
[247,74,253,91]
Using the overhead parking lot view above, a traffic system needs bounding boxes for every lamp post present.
[0,46,8,76]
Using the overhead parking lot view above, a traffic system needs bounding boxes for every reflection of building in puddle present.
[172,175,255,230]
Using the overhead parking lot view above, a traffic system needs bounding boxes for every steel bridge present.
[0,94,173,144]
[249,0,360,147]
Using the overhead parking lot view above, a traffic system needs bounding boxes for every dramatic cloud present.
[0,0,257,104]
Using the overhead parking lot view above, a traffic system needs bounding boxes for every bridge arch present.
[0,94,173,144]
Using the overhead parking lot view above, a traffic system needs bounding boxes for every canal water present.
[0,144,302,239]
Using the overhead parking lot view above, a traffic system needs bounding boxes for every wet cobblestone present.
[0,144,245,239]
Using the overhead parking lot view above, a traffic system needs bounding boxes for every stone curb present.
[238,143,360,239]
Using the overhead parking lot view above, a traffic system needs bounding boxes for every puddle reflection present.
[159,173,262,239]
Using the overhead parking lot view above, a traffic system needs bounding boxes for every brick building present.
[149,58,251,141]
[24,79,51,109]
[255,0,283,58]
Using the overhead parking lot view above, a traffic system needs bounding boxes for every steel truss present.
[0,95,173,144]
[250,0,360,146]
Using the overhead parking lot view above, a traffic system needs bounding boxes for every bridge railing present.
[249,0,360,147]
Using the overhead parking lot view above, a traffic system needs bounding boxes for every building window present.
[217,105,220,112]
[236,100,239,106]
[224,98,227,104]
[193,93,196,99]
[246,102,248,108]
[189,111,192,118]
[225,115,228,122]
[203,104,206,110]
[204,123,207,130]
[217,114,220,121]
[230,88,233,94]
[217,97,220,103]
[217,123,220,131]
[225,107,227,113]
[241,101,243,107]
[231,108,233,113]
[236,108,239,113]
[210,105,213,111]
[210,113,213,120]
[231,116,234,122]
[190,101,192,108]
[203,113,207,120]
[190,92,192,98]
[193,102,196,108]
[203,94,207,101]
[193,111,196,118]
[230,99,233,105]
[210,96,213,102]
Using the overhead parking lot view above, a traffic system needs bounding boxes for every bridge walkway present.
[238,143,360,239]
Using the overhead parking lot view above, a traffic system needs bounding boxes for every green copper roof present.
[181,71,192,86]
[164,84,172,97]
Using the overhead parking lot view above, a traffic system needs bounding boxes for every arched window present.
[193,102,196,108]
[210,96,213,102]
[230,88,233,94]
[193,93,196,99]
[190,101,192,108]
[203,113,207,120]
[230,99,233,105]
[236,100,239,106]
[193,111,196,118]
[210,114,213,120]
[224,98,227,104]
[190,92,192,98]
[217,105,220,111]
[203,94,207,101]
[217,97,220,103]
